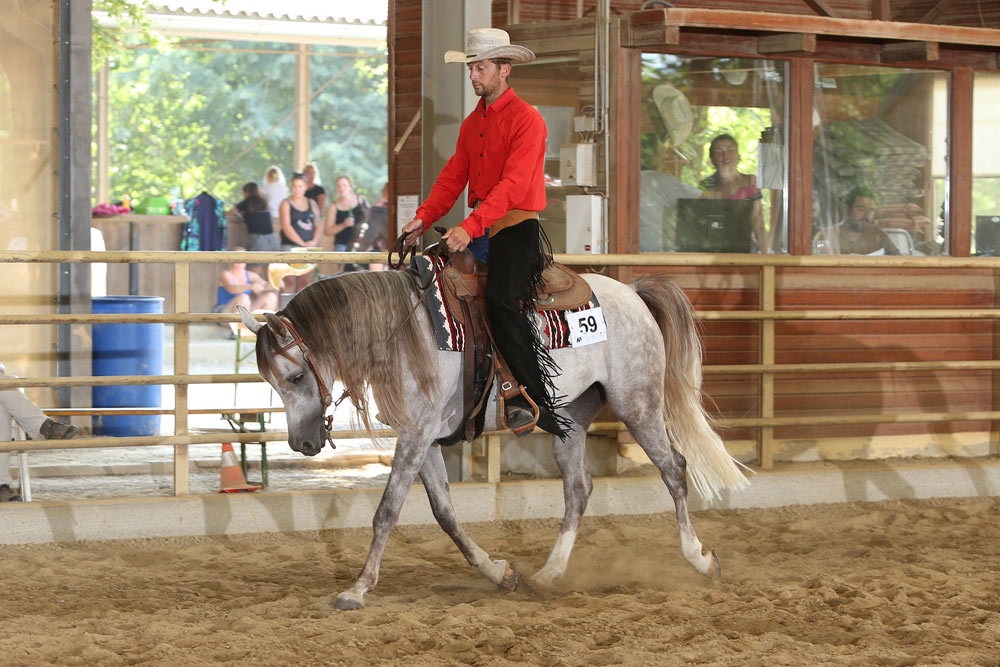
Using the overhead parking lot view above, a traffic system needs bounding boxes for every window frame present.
[620,10,991,257]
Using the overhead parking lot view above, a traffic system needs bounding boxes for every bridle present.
[273,315,349,450]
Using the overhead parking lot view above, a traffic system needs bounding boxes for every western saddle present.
[427,242,591,445]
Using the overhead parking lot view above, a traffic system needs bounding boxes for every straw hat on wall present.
[651,84,694,147]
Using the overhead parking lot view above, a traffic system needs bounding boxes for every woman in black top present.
[234,182,279,252]
[302,162,328,214]
[324,175,369,252]
[278,172,321,291]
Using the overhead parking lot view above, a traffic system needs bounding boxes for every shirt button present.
[480,153,483,156]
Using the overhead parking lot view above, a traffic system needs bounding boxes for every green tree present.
[101,41,387,207]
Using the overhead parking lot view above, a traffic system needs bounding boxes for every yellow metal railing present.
[1,249,998,493]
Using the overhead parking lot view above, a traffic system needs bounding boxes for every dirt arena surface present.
[1,496,997,666]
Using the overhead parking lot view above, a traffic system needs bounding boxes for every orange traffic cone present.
[219,442,261,493]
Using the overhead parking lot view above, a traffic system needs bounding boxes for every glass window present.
[812,64,947,256]
[971,71,1000,256]
[639,55,788,254]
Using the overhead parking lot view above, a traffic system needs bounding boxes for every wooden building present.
[389,1,1000,465]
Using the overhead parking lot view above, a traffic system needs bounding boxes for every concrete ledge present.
[1,458,997,545]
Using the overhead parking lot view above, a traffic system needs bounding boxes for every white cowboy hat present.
[651,84,693,147]
[444,28,535,65]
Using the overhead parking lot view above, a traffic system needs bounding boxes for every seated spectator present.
[1,360,78,502]
[699,133,767,252]
[214,248,279,319]
[813,185,900,255]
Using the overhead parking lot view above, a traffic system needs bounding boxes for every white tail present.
[631,276,749,502]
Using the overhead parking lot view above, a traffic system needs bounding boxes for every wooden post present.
[610,17,640,283]
[486,433,501,483]
[507,0,520,25]
[173,262,190,495]
[993,269,1000,457]
[949,67,973,257]
[294,43,310,171]
[96,61,109,205]
[788,58,814,256]
[758,265,775,468]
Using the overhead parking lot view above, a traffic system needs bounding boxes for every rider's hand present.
[402,218,424,246]
[442,226,471,252]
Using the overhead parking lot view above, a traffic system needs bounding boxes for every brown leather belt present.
[471,200,538,238]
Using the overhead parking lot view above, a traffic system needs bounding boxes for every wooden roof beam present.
[620,9,679,48]
[622,8,1000,49]
[804,0,839,19]
[881,40,940,63]
[758,33,817,54]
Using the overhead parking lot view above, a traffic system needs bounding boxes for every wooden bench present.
[40,407,285,489]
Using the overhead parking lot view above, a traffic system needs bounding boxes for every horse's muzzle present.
[291,439,323,457]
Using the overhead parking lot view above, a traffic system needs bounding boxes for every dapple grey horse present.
[238,269,746,609]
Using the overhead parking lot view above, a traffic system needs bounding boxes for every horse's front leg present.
[530,424,592,588]
[334,437,431,610]
[419,444,517,590]
[531,387,602,588]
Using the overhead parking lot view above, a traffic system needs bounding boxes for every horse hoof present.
[499,562,518,591]
[333,595,364,611]
[705,549,722,579]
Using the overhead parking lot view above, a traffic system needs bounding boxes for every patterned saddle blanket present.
[413,255,604,352]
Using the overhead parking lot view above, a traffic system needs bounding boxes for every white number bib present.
[566,306,607,347]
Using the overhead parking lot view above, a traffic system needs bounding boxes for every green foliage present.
[307,50,389,199]
[92,0,226,62]
[100,41,387,207]
[93,1,156,63]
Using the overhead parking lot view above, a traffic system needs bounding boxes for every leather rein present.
[273,315,349,450]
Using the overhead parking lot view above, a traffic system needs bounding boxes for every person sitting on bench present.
[214,247,279,319]
[1,360,78,502]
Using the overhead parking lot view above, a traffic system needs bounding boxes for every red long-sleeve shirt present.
[415,87,547,239]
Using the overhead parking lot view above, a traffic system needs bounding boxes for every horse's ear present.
[264,312,291,341]
[236,305,264,333]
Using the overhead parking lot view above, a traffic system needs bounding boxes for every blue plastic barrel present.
[92,296,164,436]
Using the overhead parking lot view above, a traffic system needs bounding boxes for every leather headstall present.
[274,315,341,449]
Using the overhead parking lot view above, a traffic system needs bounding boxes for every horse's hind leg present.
[334,438,430,610]
[624,418,720,577]
[531,385,602,588]
[418,445,517,590]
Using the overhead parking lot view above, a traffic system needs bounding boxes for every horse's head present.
[239,306,330,457]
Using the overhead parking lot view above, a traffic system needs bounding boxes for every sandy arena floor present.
[1,496,997,666]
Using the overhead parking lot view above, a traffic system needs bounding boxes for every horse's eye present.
[290,372,305,385]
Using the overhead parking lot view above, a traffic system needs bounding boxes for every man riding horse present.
[401,28,570,439]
